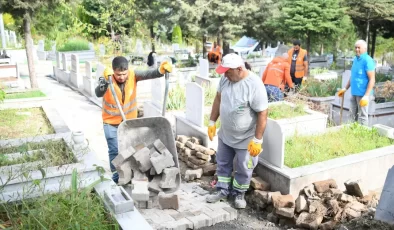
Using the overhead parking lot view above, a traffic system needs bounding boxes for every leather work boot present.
[206,190,228,203]
[234,193,246,209]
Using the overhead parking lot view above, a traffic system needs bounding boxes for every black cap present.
[293,40,301,46]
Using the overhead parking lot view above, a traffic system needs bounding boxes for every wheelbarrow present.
[108,71,181,193]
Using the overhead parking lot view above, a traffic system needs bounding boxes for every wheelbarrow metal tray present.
[117,116,180,193]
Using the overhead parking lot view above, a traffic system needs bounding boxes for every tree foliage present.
[172,25,183,44]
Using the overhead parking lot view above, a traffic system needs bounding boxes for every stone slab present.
[375,166,394,225]
[185,83,204,128]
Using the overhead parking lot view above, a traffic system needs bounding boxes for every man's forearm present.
[210,93,221,122]
[135,68,163,81]
[365,72,375,96]
[345,79,350,90]
[255,110,268,140]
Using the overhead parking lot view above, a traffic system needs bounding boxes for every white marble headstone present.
[260,119,285,168]
[151,78,163,109]
[199,58,209,78]
[186,83,204,127]
[88,42,94,51]
[38,40,45,52]
[96,62,105,81]
[99,44,105,56]
[375,166,394,225]
[56,52,61,68]
[71,54,79,73]
[85,61,92,79]
[62,53,67,70]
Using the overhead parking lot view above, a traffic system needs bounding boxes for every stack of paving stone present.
[175,135,218,181]
[111,139,180,209]
[245,177,379,230]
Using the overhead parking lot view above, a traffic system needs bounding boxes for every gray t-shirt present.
[217,71,268,149]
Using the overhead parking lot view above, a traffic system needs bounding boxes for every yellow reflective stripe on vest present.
[103,107,121,116]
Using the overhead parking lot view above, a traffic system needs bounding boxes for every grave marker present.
[56,52,61,68]
[199,58,209,78]
[62,53,67,70]
[375,166,394,225]
[260,120,285,168]
[185,83,204,127]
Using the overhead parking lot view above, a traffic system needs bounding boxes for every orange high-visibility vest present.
[212,45,221,53]
[102,70,137,125]
[287,48,308,78]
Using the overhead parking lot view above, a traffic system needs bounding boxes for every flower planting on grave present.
[0,139,76,168]
[299,78,341,97]
[0,169,118,229]
[284,123,394,168]
[0,107,55,139]
[5,90,46,99]
[268,103,306,120]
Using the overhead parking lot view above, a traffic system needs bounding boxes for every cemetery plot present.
[0,107,55,139]
[285,123,394,168]
[268,103,306,120]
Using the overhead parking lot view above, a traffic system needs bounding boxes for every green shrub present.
[172,25,183,45]
[57,38,90,52]
[310,68,329,76]
[299,78,341,97]
[285,122,394,168]
[0,89,5,103]
[376,73,393,83]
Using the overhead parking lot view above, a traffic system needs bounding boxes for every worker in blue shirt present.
[338,40,376,126]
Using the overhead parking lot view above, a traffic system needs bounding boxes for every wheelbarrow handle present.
[162,72,170,117]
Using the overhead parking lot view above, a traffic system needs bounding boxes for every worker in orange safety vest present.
[287,40,308,90]
[208,42,222,64]
[262,53,294,102]
[95,56,172,183]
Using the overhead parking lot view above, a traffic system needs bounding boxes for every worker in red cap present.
[206,53,268,209]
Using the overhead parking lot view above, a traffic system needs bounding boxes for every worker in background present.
[262,53,294,102]
[95,56,172,183]
[287,40,308,89]
[206,53,268,209]
[337,39,375,126]
[207,42,222,64]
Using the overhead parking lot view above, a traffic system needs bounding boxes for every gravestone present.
[260,119,285,168]
[70,54,82,89]
[185,83,204,127]
[4,30,9,44]
[9,31,16,46]
[83,61,94,97]
[96,62,105,84]
[375,166,394,225]
[56,52,61,68]
[38,40,45,52]
[199,58,209,78]
[62,53,67,70]
[135,39,143,55]
[88,42,94,51]
[151,78,164,109]
[51,42,56,52]
[85,61,92,79]
[99,44,105,56]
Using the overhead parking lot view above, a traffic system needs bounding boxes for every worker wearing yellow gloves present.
[95,56,172,184]
[338,40,375,126]
[206,53,268,209]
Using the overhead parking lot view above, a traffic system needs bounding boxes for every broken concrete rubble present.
[344,179,367,197]
[132,147,152,172]
[313,179,338,193]
[250,177,271,191]
[160,167,180,189]
[150,149,175,174]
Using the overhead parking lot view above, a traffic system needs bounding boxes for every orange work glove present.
[159,61,173,74]
[360,96,369,107]
[337,88,347,97]
[248,137,263,157]
[207,120,216,141]
[103,67,114,81]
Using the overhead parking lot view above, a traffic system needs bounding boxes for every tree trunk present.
[23,14,38,89]
[320,44,324,55]
[371,27,377,58]
[306,34,311,76]
[202,35,207,59]
[366,10,371,45]
[149,25,155,52]
[223,40,230,56]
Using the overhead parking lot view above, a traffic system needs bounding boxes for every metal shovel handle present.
[162,72,170,116]
[108,75,126,121]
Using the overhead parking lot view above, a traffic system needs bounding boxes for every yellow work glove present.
[103,67,114,81]
[360,96,369,107]
[337,88,347,97]
[207,120,216,141]
[159,61,173,74]
[248,137,263,157]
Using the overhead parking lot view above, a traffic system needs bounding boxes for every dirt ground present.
[341,211,394,230]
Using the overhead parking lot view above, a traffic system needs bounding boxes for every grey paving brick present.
[222,207,238,220]
[163,209,180,216]
[169,211,194,221]
[186,213,213,229]
[159,217,194,230]
[133,147,152,172]
[148,175,163,193]
[204,201,232,211]
[151,212,176,225]
[160,167,179,189]
[201,206,231,225]
[112,146,136,167]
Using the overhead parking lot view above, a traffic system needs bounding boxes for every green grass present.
[57,38,90,52]
[1,170,118,229]
[285,123,394,168]
[5,90,46,99]
[0,107,55,139]
[268,103,306,120]
[0,140,77,167]
[166,83,186,110]
[299,78,341,97]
